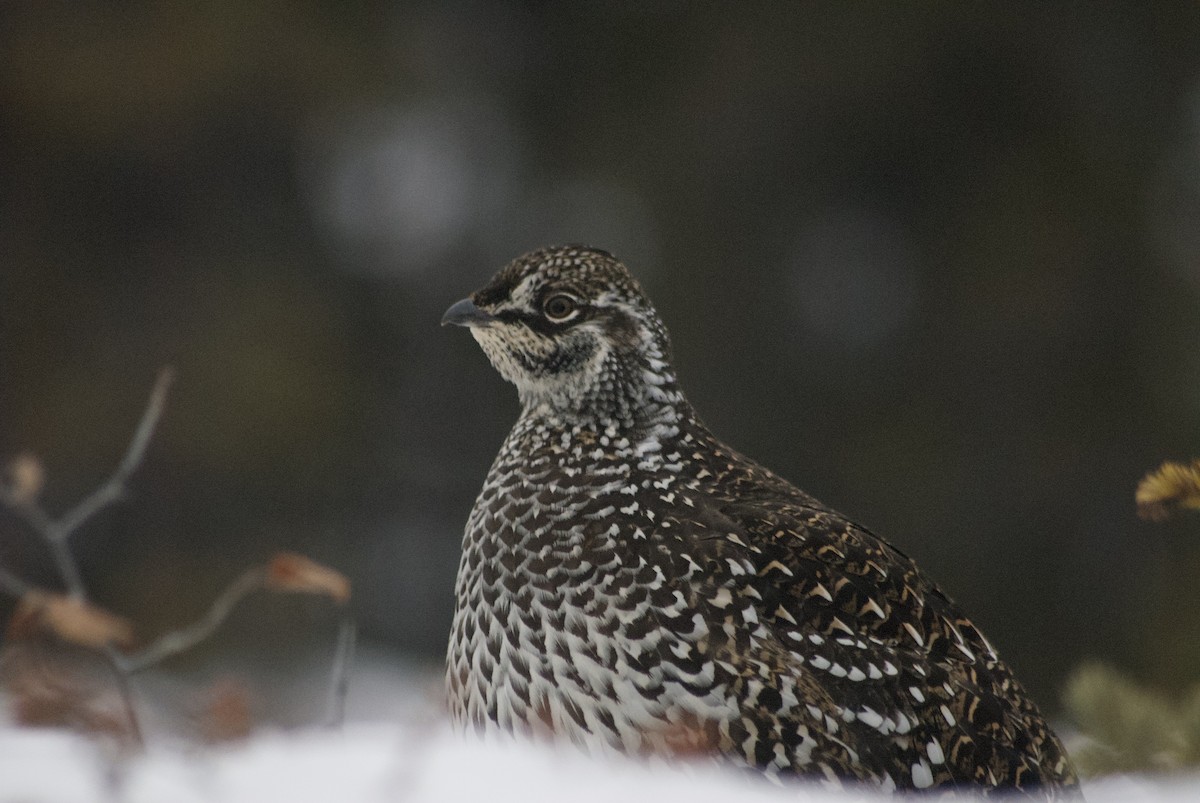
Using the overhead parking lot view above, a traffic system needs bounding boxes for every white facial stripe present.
[594,288,625,306]
[506,273,541,310]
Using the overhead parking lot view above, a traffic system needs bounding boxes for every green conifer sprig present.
[1064,663,1200,775]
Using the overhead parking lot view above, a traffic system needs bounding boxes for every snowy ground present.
[2,721,1199,803]
[0,646,1196,802]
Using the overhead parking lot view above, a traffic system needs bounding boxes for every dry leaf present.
[3,655,88,729]
[265,552,350,604]
[1,642,136,740]
[199,678,254,743]
[2,452,45,506]
[12,592,135,649]
[9,667,127,737]
[1136,459,1200,522]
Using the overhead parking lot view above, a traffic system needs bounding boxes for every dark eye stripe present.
[494,307,589,335]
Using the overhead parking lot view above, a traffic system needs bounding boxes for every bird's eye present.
[543,294,577,321]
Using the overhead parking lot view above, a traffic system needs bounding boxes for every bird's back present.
[678,432,1077,793]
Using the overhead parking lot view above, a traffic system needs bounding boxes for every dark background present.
[2,2,1200,718]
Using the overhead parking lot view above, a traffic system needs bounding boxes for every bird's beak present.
[441,297,495,328]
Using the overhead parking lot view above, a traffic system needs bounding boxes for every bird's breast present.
[447,434,737,753]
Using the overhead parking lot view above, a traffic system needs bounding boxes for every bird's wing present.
[656,472,1076,793]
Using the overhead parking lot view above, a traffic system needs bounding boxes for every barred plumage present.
[443,246,1078,796]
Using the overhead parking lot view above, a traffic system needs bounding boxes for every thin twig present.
[0,498,54,539]
[55,367,175,542]
[0,367,175,602]
[47,538,87,601]
[0,371,173,742]
[0,493,73,590]
[1,368,357,745]
[103,647,145,747]
[326,614,357,728]
[118,568,265,674]
[0,564,33,598]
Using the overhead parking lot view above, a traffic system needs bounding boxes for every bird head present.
[443,246,683,424]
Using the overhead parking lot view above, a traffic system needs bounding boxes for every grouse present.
[442,246,1078,797]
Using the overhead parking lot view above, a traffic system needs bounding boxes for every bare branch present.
[48,538,87,600]
[326,615,357,728]
[0,367,175,602]
[0,564,33,598]
[0,369,174,740]
[0,484,56,535]
[119,567,265,674]
[0,369,357,743]
[103,647,145,747]
[0,477,75,593]
[56,367,175,540]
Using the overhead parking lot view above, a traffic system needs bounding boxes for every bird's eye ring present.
[543,294,578,321]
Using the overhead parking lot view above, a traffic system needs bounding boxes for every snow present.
[0,650,1196,802]
[0,722,1198,803]
[0,723,865,803]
